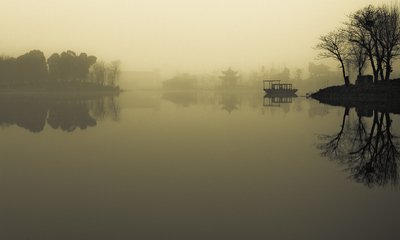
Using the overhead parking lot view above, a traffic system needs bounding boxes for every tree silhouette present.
[316,30,350,85]
[107,60,121,87]
[0,56,17,86]
[318,108,400,187]
[0,49,120,88]
[348,40,369,77]
[324,4,400,82]
[16,50,48,83]
[48,50,97,82]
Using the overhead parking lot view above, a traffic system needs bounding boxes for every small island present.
[311,4,400,112]
[0,50,121,94]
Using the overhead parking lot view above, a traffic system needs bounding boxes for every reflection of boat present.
[263,80,297,96]
[263,95,294,107]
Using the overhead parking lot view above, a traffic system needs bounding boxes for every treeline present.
[0,50,120,88]
[316,4,400,85]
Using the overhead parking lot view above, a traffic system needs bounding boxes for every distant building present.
[219,68,239,88]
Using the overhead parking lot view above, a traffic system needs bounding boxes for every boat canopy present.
[263,80,293,90]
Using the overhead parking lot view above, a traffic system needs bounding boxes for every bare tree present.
[379,5,400,80]
[347,4,400,82]
[107,60,121,87]
[318,107,350,159]
[91,61,106,86]
[316,29,350,85]
[349,41,369,77]
[347,7,379,82]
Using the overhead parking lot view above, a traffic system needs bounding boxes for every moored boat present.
[263,80,297,95]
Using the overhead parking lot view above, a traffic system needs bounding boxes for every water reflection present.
[162,91,197,107]
[0,95,119,132]
[219,92,241,113]
[161,91,256,114]
[318,107,400,188]
[263,95,294,107]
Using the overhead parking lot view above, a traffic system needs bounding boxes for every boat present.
[263,80,297,96]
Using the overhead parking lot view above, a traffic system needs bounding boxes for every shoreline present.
[311,81,400,114]
[0,83,121,95]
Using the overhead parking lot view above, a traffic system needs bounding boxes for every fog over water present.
[1,0,395,73]
[2,1,400,239]
[1,92,400,239]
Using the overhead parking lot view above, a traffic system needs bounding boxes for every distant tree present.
[59,50,77,81]
[316,30,350,85]
[47,53,61,81]
[48,50,96,82]
[107,60,121,86]
[0,50,119,88]
[16,50,48,83]
[90,61,107,86]
[0,56,17,86]
[76,53,97,81]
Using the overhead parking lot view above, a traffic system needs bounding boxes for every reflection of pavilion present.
[220,93,240,114]
[263,95,294,107]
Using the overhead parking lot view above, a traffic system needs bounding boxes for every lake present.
[1,90,399,240]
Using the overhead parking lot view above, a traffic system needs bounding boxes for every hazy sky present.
[0,0,397,73]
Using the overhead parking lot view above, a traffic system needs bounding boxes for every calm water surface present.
[1,91,399,240]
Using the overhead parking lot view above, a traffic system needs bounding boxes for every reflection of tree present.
[318,109,400,187]
[0,96,120,133]
[0,100,47,133]
[47,103,96,132]
[319,107,350,158]
[88,96,120,122]
[349,113,399,187]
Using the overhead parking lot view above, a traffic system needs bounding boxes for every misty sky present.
[0,0,397,73]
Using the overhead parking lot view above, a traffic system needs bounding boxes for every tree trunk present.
[340,60,349,86]
[378,66,385,81]
[373,38,385,81]
[384,51,392,81]
[368,53,378,83]
[385,63,391,81]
